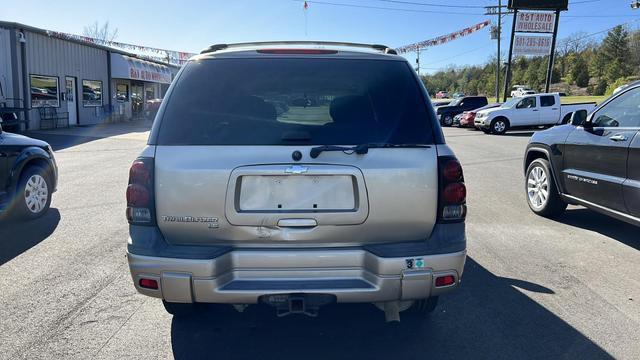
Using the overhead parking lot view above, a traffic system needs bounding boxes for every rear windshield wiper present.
[310,143,430,158]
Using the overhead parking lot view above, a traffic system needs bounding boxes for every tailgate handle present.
[278,218,318,228]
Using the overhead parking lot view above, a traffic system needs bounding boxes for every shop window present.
[116,84,129,102]
[30,75,59,107]
[145,85,156,101]
[82,80,103,107]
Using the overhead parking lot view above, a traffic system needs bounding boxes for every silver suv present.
[126,42,467,321]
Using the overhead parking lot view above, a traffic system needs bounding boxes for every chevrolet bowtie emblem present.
[285,165,308,174]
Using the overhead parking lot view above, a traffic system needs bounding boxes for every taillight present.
[126,184,150,207]
[435,275,456,287]
[443,160,463,182]
[443,183,466,204]
[438,157,467,223]
[126,158,155,225]
[139,278,158,290]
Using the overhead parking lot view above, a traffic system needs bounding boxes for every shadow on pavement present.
[0,208,60,265]
[28,133,104,151]
[170,257,612,360]
[25,120,152,151]
[503,131,536,137]
[556,208,640,251]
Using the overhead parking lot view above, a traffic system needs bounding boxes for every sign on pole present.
[515,11,556,33]
[508,0,568,10]
[513,35,553,56]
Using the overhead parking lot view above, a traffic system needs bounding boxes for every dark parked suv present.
[436,96,488,127]
[0,122,58,220]
[524,83,640,226]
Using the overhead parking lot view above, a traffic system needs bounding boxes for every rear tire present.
[12,165,52,220]
[442,115,454,127]
[408,296,439,316]
[525,159,567,218]
[162,301,199,317]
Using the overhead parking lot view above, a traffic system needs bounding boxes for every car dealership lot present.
[0,126,638,360]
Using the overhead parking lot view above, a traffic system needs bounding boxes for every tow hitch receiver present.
[261,293,335,317]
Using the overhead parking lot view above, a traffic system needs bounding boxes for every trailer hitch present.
[261,293,335,317]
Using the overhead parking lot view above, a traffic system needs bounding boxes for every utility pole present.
[496,0,502,102]
[544,10,561,93]
[416,47,421,74]
[486,3,513,102]
[503,8,518,103]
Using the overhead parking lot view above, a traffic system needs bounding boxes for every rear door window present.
[156,58,435,145]
[540,96,556,107]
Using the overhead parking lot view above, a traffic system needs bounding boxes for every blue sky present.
[1,0,638,73]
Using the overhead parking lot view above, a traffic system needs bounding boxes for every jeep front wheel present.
[526,159,567,217]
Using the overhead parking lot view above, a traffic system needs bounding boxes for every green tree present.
[589,50,607,79]
[570,57,590,87]
[600,25,631,82]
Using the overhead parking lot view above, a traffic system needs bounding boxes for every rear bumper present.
[474,119,490,129]
[459,119,473,127]
[127,223,466,304]
[128,249,466,304]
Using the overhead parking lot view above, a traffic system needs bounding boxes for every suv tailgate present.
[154,145,438,246]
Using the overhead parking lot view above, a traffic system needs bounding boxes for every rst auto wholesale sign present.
[513,35,552,56]
[515,11,556,33]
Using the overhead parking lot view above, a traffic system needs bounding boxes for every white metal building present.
[0,21,179,131]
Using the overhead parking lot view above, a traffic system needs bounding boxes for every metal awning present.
[110,53,172,84]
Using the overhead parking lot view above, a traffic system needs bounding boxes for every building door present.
[65,77,78,125]
[131,82,144,117]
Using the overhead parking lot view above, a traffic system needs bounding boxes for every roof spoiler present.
[200,41,398,55]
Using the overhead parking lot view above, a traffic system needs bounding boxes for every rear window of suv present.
[155,58,436,145]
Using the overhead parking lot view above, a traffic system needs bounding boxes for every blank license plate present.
[238,175,355,211]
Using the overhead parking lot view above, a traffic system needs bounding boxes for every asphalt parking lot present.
[0,124,638,360]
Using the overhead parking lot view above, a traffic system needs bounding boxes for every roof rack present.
[200,41,398,55]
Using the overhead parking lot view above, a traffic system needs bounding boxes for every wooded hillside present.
[421,25,640,97]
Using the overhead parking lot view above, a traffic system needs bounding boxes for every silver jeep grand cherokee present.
[126,41,467,321]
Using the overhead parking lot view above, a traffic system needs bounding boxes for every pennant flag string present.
[44,30,197,65]
[396,20,491,54]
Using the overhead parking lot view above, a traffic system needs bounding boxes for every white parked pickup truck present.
[510,85,534,98]
[474,93,597,135]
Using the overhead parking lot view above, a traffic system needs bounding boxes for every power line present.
[564,18,640,44]
[296,0,608,17]
[565,14,640,17]
[294,0,484,16]
[421,45,488,66]
[373,0,486,9]
[569,0,603,4]
[376,0,601,8]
